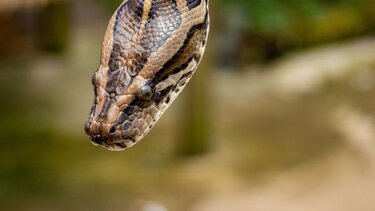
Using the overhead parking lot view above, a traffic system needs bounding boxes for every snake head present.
[84,0,209,151]
[84,68,161,151]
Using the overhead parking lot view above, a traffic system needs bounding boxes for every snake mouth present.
[85,116,138,151]
[85,117,127,151]
[89,133,135,151]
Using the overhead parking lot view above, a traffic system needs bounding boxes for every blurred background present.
[0,0,375,210]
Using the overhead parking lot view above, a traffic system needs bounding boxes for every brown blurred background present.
[0,0,375,210]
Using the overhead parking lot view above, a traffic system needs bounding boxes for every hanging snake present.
[84,0,210,151]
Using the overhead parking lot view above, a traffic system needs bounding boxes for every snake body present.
[84,0,209,151]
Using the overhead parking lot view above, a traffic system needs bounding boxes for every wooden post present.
[38,1,70,54]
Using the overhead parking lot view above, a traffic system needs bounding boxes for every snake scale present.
[84,0,210,151]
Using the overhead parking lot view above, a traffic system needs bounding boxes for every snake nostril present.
[109,126,116,134]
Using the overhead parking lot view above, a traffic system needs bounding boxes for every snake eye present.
[139,85,154,100]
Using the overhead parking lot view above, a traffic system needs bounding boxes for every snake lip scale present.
[84,0,210,151]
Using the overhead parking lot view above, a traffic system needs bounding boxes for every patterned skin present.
[85,0,209,151]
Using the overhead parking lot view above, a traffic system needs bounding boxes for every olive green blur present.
[0,0,374,210]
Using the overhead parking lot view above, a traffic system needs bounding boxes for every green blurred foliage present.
[218,0,375,63]
[220,0,372,35]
